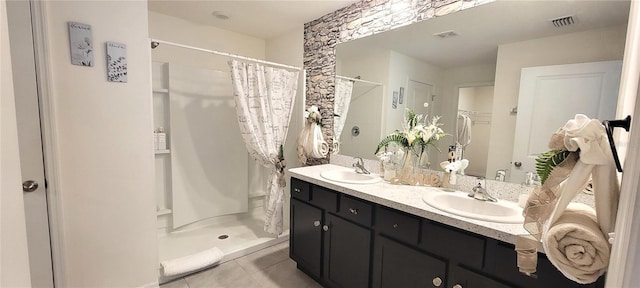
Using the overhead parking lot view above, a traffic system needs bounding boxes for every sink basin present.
[422,191,524,223]
[320,169,382,184]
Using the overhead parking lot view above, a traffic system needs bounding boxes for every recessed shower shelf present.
[156,208,172,216]
[155,149,170,155]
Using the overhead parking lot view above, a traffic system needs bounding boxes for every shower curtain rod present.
[336,75,383,86]
[150,38,302,71]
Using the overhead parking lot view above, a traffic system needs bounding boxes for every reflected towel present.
[160,247,224,277]
[457,114,472,147]
[542,204,609,284]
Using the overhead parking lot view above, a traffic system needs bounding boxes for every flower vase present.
[400,148,415,174]
[396,148,421,185]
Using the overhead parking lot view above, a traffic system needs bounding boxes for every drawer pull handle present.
[393,224,398,228]
[294,188,301,193]
[432,277,442,287]
[453,284,463,288]
[313,220,320,227]
[323,225,329,231]
[349,208,359,215]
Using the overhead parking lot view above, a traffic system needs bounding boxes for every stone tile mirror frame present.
[302,0,491,165]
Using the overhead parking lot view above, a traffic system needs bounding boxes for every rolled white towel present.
[160,247,224,277]
[542,203,609,284]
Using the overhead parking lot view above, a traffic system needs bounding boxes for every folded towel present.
[542,204,609,284]
[296,122,328,164]
[160,247,224,277]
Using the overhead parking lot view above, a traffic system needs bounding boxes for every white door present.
[407,80,435,162]
[7,1,54,287]
[511,61,622,184]
[2,0,32,286]
[407,80,433,117]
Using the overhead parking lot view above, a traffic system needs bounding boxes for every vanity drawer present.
[420,220,486,270]
[338,195,373,227]
[310,185,338,212]
[291,178,310,201]
[376,206,420,245]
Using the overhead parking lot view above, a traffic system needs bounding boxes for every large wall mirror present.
[331,0,629,184]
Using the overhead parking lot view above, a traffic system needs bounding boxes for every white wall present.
[486,25,627,180]
[44,1,158,286]
[336,48,388,159]
[436,63,496,166]
[386,50,443,136]
[149,11,265,71]
[1,1,32,285]
[266,26,305,230]
[457,86,494,177]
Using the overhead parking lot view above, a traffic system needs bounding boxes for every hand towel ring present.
[602,115,631,172]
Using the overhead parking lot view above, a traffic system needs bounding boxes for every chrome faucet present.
[353,157,370,174]
[468,177,496,202]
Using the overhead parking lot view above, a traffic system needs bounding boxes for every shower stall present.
[151,42,297,282]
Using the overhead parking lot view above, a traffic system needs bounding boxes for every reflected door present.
[407,80,433,117]
[511,60,622,183]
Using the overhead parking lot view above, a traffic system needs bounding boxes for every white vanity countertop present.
[288,164,530,246]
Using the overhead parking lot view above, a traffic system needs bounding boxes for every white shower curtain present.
[228,60,299,235]
[333,78,353,153]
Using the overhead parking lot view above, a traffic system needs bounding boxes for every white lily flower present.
[422,129,434,142]
[407,133,416,145]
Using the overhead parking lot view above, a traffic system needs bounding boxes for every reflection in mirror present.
[333,0,629,184]
[457,84,494,178]
[333,75,383,159]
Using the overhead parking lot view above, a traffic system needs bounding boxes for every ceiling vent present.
[551,16,575,27]
[432,30,459,39]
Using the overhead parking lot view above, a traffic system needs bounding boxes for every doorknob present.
[513,161,522,168]
[22,180,39,192]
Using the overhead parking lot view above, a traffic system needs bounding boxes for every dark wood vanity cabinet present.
[449,265,513,288]
[290,178,372,288]
[290,198,323,278]
[373,235,446,288]
[323,213,371,288]
[290,178,605,288]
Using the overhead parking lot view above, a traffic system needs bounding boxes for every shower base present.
[157,215,289,283]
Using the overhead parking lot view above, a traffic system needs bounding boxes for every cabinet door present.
[373,235,447,288]
[449,266,513,288]
[324,213,372,288]
[489,241,604,288]
[290,199,323,279]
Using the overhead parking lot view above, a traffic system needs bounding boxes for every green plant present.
[375,134,409,155]
[374,108,447,156]
[535,149,572,184]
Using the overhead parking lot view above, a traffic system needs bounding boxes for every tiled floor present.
[160,241,322,288]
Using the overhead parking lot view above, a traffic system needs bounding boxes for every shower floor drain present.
[218,235,229,240]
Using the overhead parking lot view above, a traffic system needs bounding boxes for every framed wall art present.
[106,41,127,83]
[68,22,93,66]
